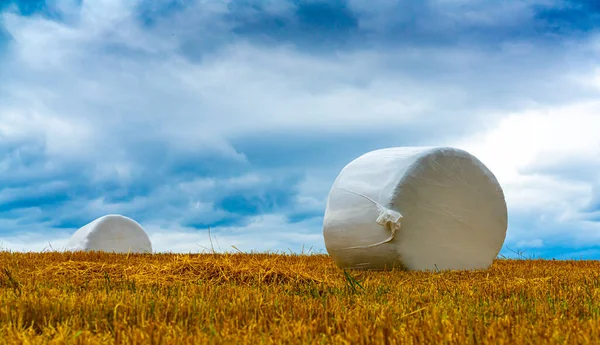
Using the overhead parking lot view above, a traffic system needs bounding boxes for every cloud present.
[0,0,599,258]
[455,100,600,250]
[0,213,327,254]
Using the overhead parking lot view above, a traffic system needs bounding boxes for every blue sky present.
[0,0,599,259]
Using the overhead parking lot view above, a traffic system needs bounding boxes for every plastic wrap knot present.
[337,188,403,250]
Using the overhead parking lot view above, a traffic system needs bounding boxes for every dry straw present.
[1,251,600,344]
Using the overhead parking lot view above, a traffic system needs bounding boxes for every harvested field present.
[0,252,599,344]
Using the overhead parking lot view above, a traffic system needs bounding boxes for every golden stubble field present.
[0,251,599,345]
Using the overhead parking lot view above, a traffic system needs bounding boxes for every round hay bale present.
[323,147,507,271]
[66,214,152,253]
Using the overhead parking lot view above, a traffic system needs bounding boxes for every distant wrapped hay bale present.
[323,147,508,271]
[66,214,153,254]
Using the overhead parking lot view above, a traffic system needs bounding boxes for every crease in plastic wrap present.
[66,214,153,254]
[322,147,508,272]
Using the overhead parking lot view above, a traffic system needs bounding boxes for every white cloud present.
[147,214,326,254]
[516,239,544,249]
[455,100,600,246]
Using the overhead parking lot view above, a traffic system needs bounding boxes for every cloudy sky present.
[0,0,599,259]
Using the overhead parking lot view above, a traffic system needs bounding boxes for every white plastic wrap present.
[323,147,507,271]
[66,214,153,253]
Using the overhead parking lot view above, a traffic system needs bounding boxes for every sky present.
[0,0,599,259]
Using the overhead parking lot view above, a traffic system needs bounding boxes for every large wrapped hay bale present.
[66,214,152,253]
[323,147,507,271]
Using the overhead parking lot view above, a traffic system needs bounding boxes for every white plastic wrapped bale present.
[323,147,507,272]
[66,214,153,253]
